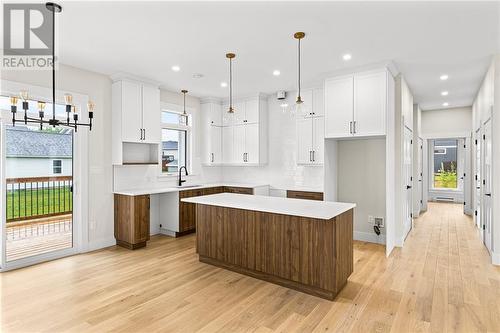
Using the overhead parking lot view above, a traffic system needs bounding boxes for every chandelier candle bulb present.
[20,90,29,111]
[10,96,18,113]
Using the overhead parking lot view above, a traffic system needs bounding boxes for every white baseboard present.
[85,237,116,252]
[354,231,386,245]
[492,251,500,266]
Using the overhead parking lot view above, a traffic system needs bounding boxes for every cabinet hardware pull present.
[246,153,248,162]
[353,121,357,134]
[211,153,214,163]
[143,129,146,140]
[140,128,143,140]
[309,151,312,162]
[312,151,315,162]
[349,121,352,134]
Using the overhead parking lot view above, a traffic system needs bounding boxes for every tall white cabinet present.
[202,95,268,166]
[112,76,161,165]
[296,89,324,165]
[325,68,390,138]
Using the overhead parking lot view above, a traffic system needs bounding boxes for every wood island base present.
[195,204,354,301]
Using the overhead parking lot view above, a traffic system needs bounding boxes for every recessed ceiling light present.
[342,54,352,61]
[273,70,281,76]
[441,91,449,96]
[192,73,204,79]
[171,65,180,72]
[442,102,449,107]
[440,74,448,81]
[220,82,228,88]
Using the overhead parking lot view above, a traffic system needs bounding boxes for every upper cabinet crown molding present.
[110,72,162,87]
[324,67,394,139]
[220,92,268,104]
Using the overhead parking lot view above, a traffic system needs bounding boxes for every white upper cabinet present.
[354,70,387,136]
[222,126,234,164]
[297,117,313,164]
[201,100,223,165]
[205,95,267,166]
[400,77,413,130]
[313,116,324,164]
[113,80,160,144]
[111,77,161,165]
[141,84,161,144]
[325,68,392,138]
[296,88,324,165]
[325,75,354,138]
[120,80,143,143]
[299,89,314,117]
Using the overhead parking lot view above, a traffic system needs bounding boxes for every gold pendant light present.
[294,32,305,115]
[225,53,236,124]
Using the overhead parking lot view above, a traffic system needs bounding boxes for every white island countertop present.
[181,193,355,220]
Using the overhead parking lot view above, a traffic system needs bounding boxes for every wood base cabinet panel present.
[286,190,324,201]
[179,186,225,234]
[196,205,353,300]
[114,194,150,249]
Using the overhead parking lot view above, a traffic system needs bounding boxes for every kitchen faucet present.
[178,166,188,186]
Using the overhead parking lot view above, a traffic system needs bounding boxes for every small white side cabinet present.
[325,68,392,138]
[112,77,161,165]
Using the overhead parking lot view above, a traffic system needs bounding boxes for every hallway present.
[1,203,500,332]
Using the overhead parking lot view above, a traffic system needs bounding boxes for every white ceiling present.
[57,1,499,110]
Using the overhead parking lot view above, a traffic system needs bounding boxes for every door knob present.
[485,193,492,197]
[406,185,412,189]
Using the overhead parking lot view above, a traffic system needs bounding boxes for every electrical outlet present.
[374,217,385,228]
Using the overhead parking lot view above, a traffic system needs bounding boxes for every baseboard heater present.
[434,196,455,202]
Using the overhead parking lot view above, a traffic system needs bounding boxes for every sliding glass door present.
[4,124,74,262]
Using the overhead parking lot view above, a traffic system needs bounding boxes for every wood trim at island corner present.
[195,204,354,300]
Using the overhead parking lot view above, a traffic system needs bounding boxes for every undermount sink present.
[176,184,202,189]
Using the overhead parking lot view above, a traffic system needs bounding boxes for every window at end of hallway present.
[433,139,458,189]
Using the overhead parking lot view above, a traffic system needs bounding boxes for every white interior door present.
[403,127,413,240]
[418,138,423,212]
[475,128,482,231]
[482,119,492,253]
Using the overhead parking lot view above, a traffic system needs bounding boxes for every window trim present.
[159,104,193,177]
[430,139,460,191]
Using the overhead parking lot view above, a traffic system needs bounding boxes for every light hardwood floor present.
[2,202,500,332]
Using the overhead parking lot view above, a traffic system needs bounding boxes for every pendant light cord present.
[52,7,56,124]
[229,57,232,110]
[297,37,301,100]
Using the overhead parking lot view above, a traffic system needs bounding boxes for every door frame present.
[482,116,493,253]
[0,80,89,271]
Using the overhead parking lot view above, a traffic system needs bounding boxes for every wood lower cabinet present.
[287,190,324,201]
[178,186,225,235]
[114,194,150,249]
[224,186,254,195]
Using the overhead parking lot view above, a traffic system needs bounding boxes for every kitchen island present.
[182,193,355,300]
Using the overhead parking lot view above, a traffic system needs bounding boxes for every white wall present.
[421,107,472,136]
[337,139,386,244]
[220,88,324,191]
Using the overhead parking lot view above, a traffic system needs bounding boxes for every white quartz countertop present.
[113,183,269,196]
[181,193,355,220]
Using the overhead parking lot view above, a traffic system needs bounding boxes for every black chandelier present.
[9,2,95,132]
